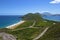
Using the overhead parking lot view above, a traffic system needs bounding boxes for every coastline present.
[6,20,25,29]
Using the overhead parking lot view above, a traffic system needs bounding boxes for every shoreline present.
[6,20,25,29]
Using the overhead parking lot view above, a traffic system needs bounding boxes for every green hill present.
[0,13,59,40]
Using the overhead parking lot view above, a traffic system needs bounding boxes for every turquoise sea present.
[0,15,22,28]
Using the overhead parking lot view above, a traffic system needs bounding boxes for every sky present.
[0,0,60,15]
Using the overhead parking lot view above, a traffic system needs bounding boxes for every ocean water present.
[42,15,60,22]
[0,15,22,28]
[0,15,60,28]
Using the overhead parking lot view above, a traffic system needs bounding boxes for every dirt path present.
[33,27,49,40]
[12,27,41,31]
[12,21,36,31]
[29,21,36,27]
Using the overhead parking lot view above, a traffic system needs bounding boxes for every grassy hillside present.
[7,28,45,40]
[34,21,54,27]
[38,23,60,40]
[15,20,34,29]
[22,13,43,21]
[0,13,59,40]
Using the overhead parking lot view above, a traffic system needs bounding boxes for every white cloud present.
[50,0,60,4]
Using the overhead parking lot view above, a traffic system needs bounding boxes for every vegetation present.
[0,13,59,40]
[38,23,60,40]
[0,37,2,40]
[15,13,44,29]
[15,20,34,29]
[34,20,56,27]
[7,28,45,40]
[22,13,43,21]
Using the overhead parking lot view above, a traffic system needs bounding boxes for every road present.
[12,21,36,31]
[12,27,42,31]
[0,21,49,40]
[33,27,49,40]
[29,21,36,27]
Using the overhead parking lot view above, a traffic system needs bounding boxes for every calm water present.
[0,15,60,28]
[42,15,60,22]
[0,15,22,28]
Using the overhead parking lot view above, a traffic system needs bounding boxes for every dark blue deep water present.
[0,15,22,28]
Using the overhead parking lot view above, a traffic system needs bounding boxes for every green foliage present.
[0,37,2,40]
[34,21,54,27]
[38,23,60,40]
[15,20,34,29]
[8,28,45,40]
[0,13,59,40]
[22,13,43,21]
[0,28,11,32]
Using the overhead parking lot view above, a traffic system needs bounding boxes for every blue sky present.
[0,0,60,15]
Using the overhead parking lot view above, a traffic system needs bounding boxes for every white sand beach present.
[6,20,25,29]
